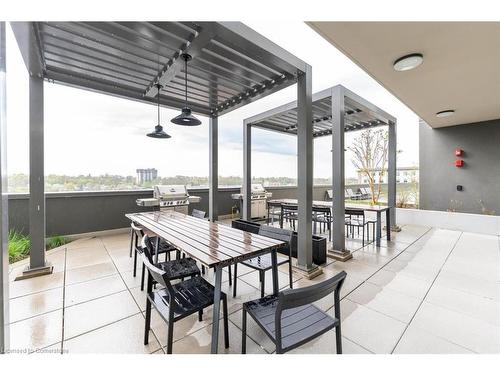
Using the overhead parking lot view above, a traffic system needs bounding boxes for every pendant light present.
[171,53,202,126]
[147,83,171,139]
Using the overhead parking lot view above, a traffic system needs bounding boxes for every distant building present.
[136,168,158,184]
[357,166,419,184]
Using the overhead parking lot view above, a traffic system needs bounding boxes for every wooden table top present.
[126,211,286,268]
[268,198,391,212]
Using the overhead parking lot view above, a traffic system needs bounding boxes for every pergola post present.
[209,115,218,222]
[0,21,10,353]
[242,121,251,221]
[388,120,398,230]
[331,86,351,261]
[12,22,52,279]
[296,64,315,272]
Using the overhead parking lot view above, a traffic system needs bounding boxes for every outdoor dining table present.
[125,210,286,354]
[268,198,392,247]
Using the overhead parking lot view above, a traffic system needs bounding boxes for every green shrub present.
[8,231,31,263]
[46,235,68,250]
[8,231,69,263]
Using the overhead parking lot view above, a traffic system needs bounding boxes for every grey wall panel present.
[419,119,500,215]
[8,185,333,236]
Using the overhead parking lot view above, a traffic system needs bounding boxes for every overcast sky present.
[5,21,419,179]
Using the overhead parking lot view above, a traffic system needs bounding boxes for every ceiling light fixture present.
[436,110,455,118]
[393,53,424,71]
[147,83,171,139]
[171,53,202,126]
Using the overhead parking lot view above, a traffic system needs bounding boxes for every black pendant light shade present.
[147,124,171,139]
[171,53,202,126]
[147,83,171,139]
[171,106,201,126]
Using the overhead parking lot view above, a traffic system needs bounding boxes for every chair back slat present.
[191,209,206,219]
[313,206,331,214]
[277,271,346,311]
[282,203,298,211]
[258,225,293,245]
[345,208,364,217]
[131,221,144,236]
[140,235,169,289]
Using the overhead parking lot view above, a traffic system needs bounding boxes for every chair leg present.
[336,325,342,354]
[144,299,151,345]
[223,296,229,349]
[133,249,138,277]
[362,226,365,247]
[201,265,205,275]
[288,261,293,289]
[129,229,134,258]
[241,308,247,354]
[198,309,203,322]
[140,263,146,291]
[260,270,265,298]
[233,263,238,298]
[166,320,174,354]
[228,264,232,287]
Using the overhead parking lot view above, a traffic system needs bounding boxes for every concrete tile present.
[339,299,407,354]
[394,324,474,354]
[412,302,500,353]
[65,261,117,285]
[64,291,139,340]
[9,287,63,323]
[64,313,160,354]
[347,282,421,323]
[64,274,126,307]
[9,271,64,299]
[9,309,63,352]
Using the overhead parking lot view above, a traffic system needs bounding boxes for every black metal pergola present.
[0,22,312,352]
[243,85,397,265]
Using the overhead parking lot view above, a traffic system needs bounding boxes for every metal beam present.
[144,24,216,98]
[10,22,45,77]
[331,86,351,260]
[388,121,397,229]
[0,21,10,353]
[296,65,314,270]
[242,121,251,221]
[209,116,218,222]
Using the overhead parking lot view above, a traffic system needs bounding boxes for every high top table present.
[268,199,391,247]
[125,210,286,354]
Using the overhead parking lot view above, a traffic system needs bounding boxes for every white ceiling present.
[308,22,500,128]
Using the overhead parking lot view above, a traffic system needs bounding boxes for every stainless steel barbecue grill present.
[136,185,201,215]
[231,183,272,219]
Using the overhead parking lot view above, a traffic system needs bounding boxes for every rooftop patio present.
[7,220,500,354]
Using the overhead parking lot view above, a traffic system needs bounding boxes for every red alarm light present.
[455,159,464,167]
[455,148,463,157]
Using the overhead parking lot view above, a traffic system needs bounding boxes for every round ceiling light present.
[393,53,423,71]
[436,110,455,118]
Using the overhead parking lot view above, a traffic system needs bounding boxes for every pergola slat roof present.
[21,21,307,117]
[246,85,396,137]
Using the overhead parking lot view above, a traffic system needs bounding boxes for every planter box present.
[231,219,327,265]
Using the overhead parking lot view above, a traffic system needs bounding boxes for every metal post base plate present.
[14,262,53,281]
[383,225,402,232]
[292,262,323,280]
[328,250,353,262]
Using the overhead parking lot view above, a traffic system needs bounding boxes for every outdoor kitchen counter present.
[125,210,286,354]
[267,198,392,246]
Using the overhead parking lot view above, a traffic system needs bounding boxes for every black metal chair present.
[242,270,346,354]
[130,223,200,291]
[345,208,376,246]
[141,235,229,354]
[191,209,206,219]
[313,206,333,241]
[267,201,282,225]
[233,225,293,299]
[280,203,298,230]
